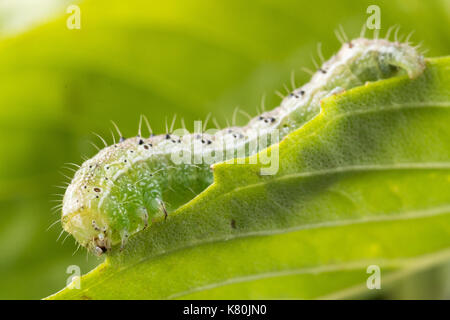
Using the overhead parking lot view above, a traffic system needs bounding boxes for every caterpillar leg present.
[94,246,105,256]
[142,208,149,229]
[157,199,168,220]
[120,230,129,251]
[90,220,110,255]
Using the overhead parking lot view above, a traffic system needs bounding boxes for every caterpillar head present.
[62,164,113,255]
[62,138,153,255]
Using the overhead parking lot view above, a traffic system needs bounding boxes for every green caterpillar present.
[61,36,425,255]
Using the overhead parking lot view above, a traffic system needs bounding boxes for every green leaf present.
[48,57,450,299]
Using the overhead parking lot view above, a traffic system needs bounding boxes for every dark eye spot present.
[138,139,144,145]
[264,119,269,123]
[207,140,212,145]
[89,165,93,169]
[105,166,110,170]
[83,185,87,189]
[300,90,305,95]
[270,117,276,123]
[258,116,264,120]
[143,145,149,150]
[201,139,206,144]
[94,187,101,192]
[165,134,171,139]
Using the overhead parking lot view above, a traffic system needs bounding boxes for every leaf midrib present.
[230,162,450,194]
[168,247,450,299]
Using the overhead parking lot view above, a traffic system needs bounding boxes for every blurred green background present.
[0,0,449,299]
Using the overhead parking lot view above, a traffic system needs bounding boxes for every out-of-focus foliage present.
[0,0,449,299]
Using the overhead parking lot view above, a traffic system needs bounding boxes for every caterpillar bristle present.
[334,28,345,44]
[110,120,124,141]
[238,110,253,121]
[56,229,65,242]
[394,25,401,42]
[92,132,108,148]
[275,90,285,99]
[231,107,240,126]
[65,162,81,168]
[110,129,117,144]
[142,115,153,137]
[46,219,62,232]
[72,243,81,256]
[164,116,169,134]
[89,141,101,151]
[338,25,349,43]
[202,113,211,131]
[300,67,315,76]
[50,193,65,197]
[281,83,289,96]
[384,24,397,40]
[310,54,320,71]
[61,233,71,245]
[359,23,367,38]
[138,115,144,137]
[260,93,266,112]
[170,114,177,133]
[212,117,221,130]
[290,71,297,91]
[61,166,77,173]
[58,171,73,182]
[405,30,415,44]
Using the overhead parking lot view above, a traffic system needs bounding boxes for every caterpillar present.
[61,35,425,256]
